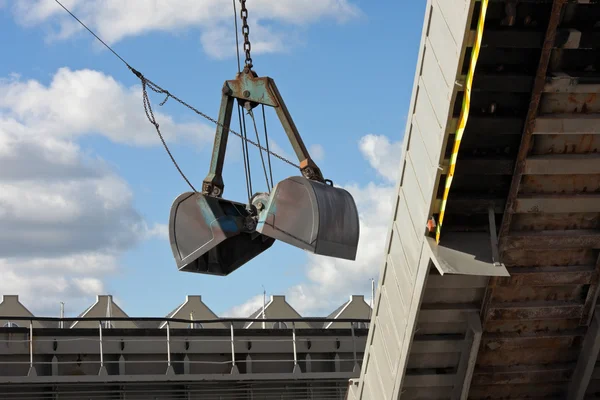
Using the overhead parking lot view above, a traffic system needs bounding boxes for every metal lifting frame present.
[202,68,324,197]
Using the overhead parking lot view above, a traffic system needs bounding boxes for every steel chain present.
[240,0,253,69]
[132,68,299,169]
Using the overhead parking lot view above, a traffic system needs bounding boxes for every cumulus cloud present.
[359,134,403,183]
[0,68,213,147]
[226,134,402,317]
[225,294,265,318]
[0,68,197,315]
[10,0,360,58]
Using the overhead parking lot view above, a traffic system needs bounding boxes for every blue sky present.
[0,0,425,318]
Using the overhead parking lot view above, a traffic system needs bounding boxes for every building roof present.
[158,295,225,329]
[70,295,138,329]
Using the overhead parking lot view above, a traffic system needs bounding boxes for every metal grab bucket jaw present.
[169,192,275,276]
[256,176,359,260]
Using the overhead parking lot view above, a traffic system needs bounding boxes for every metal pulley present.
[168,68,360,276]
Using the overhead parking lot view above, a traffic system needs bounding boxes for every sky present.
[0,0,426,318]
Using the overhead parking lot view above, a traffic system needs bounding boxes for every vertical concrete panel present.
[408,123,436,195]
[379,286,404,370]
[395,218,419,276]
[402,153,428,236]
[436,0,469,47]
[414,87,443,166]
[387,243,413,313]
[371,327,395,398]
[428,2,461,86]
[420,41,451,129]
[363,352,385,400]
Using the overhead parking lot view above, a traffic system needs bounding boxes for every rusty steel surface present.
[422,0,600,398]
[497,0,567,240]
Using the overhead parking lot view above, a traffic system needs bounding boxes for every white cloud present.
[227,134,402,317]
[224,294,264,318]
[359,134,403,182]
[309,143,325,162]
[0,68,213,148]
[0,68,195,315]
[10,0,361,58]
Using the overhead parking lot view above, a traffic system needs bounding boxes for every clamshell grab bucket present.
[256,176,360,260]
[169,192,275,276]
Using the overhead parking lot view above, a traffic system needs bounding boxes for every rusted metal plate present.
[483,318,582,335]
[519,174,600,195]
[480,336,577,352]
[487,301,584,321]
[469,383,566,399]
[497,0,568,241]
[500,230,600,250]
[530,133,600,155]
[472,364,574,386]
[540,93,600,113]
[514,195,600,213]
[500,266,596,286]
[501,248,597,267]
[533,115,600,134]
[510,212,600,231]
[476,346,580,367]
[524,154,600,175]
[544,74,600,94]
[491,285,587,303]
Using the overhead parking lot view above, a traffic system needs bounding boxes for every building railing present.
[0,316,369,380]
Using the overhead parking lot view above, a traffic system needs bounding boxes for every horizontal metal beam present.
[567,310,600,400]
[0,372,359,385]
[426,275,489,289]
[500,266,596,286]
[544,74,600,94]
[514,194,600,213]
[500,230,600,250]
[486,301,584,321]
[403,374,457,388]
[434,197,505,214]
[533,115,600,134]
[443,159,514,175]
[524,155,600,175]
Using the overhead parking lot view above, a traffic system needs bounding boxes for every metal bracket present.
[488,206,504,268]
[202,68,324,197]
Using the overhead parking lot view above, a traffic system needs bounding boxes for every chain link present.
[240,0,253,69]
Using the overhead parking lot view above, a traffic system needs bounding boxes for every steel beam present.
[533,115,600,134]
[514,194,600,213]
[500,230,600,250]
[498,0,568,241]
[567,310,600,400]
[452,312,483,400]
[523,155,600,175]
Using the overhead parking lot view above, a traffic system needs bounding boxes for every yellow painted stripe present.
[436,0,488,243]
